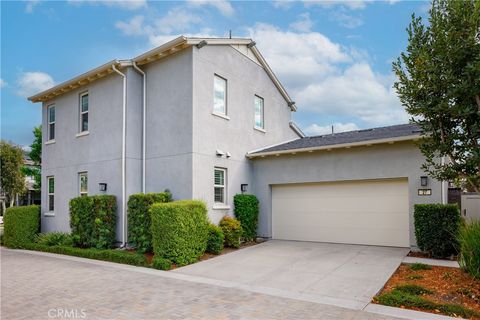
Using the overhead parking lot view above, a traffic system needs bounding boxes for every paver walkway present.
[1,248,402,320]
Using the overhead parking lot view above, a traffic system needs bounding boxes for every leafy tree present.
[21,126,42,190]
[0,141,26,208]
[393,0,480,192]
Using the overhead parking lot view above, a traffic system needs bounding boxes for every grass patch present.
[395,284,432,295]
[406,274,424,280]
[409,263,432,271]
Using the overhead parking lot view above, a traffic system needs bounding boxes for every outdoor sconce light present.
[99,183,107,192]
[196,40,208,49]
[216,149,225,157]
[420,176,428,187]
[241,184,248,193]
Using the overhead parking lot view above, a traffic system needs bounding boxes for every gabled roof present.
[28,36,296,110]
[247,123,422,158]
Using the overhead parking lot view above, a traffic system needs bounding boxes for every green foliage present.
[414,204,461,258]
[24,243,147,266]
[409,263,432,271]
[152,256,172,270]
[376,284,479,319]
[233,194,259,241]
[35,232,73,246]
[393,0,480,192]
[3,205,40,248]
[150,200,209,266]
[406,274,424,280]
[70,195,117,249]
[128,192,172,253]
[219,216,243,249]
[0,141,26,206]
[206,224,224,255]
[21,126,42,191]
[458,220,480,279]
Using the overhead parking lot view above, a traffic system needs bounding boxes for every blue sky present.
[1,0,430,147]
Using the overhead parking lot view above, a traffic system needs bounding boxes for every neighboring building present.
[29,36,443,248]
[18,157,41,206]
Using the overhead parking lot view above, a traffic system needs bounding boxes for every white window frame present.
[254,95,265,130]
[213,74,227,117]
[79,92,89,133]
[47,176,55,214]
[214,167,227,206]
[78,172,88,196]
[47,105,55,141]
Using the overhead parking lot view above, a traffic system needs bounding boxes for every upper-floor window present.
[254,95,264,130]
[79,172,88,196]
[80,93,89,132]
[214,167,227,205]
[213,75,227,116]
[48,105,55,141]
[47,176,55,212]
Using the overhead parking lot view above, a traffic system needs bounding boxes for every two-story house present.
[29,36,444,249]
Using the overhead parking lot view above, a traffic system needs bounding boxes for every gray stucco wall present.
[191,45,298,223]
[251,141,443,247]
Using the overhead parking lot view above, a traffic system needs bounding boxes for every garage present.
[271,179,410,247]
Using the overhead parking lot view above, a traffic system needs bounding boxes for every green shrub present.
[409,263,432,271]
[128,192,172,253]
[206,224,224,254]
[23,243,147,266]
[458,220,480,279]
[150,200,209,266]
[414,204,461,258]
[219,216,243,248]
[70,195,117,249]
[234,194,259,241]
[152,256,172,270]
[395,284,432,295]
[35,232,73,246]
[3,205,40,248]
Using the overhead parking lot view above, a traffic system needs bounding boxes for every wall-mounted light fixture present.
[247,41,256,48]
[216,149,225,157]
[241,184,248,193]
[196,40,208,49]
[420,176,428,186]
[226,152,231,158]
[99,183,107,192]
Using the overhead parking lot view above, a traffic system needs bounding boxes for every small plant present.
[219,216,243,248]
[458,220,480,279]
[409,263,432,271]
[152,256,172,270]
[406,274,424,280]
[206,224,224,255]
[395,284,432,295]
[233,194,259,241]
[442,272,453,280]
[35,232,73,246]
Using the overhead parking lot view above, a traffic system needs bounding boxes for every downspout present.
[132,62,146,194]
[112,64,127,248]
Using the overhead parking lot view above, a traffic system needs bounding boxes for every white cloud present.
[329,10,363,28]
[0,78,7,88]
[152,7,202,34]
[272,0,295,9]
[289,13,314,32]
[16,72,55,97]
[304,122,360,136]
[188,0,234,16]
[305,0,371,10]
[68,0,147,10]
[115,15,145,36]
[25,0,40,13]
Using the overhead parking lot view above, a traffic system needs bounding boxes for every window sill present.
[212,204,231,210]
[45,140,56,145]
[212,112,230,121]
[44,212,55,217]
[76,131,89,138]
[254,126,266,133]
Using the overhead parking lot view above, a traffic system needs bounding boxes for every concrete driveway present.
[173,240,409,309]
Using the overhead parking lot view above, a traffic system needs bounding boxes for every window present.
[79,172,88,196]
[254,95,264,129]
[213,75,227,115]
[80,93,89,132]
[47,176,54,212]
[48,105,55,141]
[214,168,227,205]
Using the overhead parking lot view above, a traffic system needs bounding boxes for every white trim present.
[212,205,231,210]
[214,167,227,206]
[79,91,89,133]
[78,172,88,196]
[44,212,55,217]
[213,74,227,116]
[212,112,230,120]
[246,138,299,154]
[44,140,56,145]
[254,95,264,130]
[75,131,89,138]
[47,104,55,141]
[289,121,305,138]
[47,176,55,213]
[254,127,266,133]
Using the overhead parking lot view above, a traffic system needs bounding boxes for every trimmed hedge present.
[458,220,480,279]
[70,195,117,249]
[414,204,461,258]
[206,224,224,254]
[23,243,147,266]
[128,192,172,253]
[152,256,172,270]
[150,200,209,266]
[35,232,73,246]
[234,194,259,241]
[3,205,40,248]
[219,216,242,248]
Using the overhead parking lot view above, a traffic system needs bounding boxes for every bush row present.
[3,205,40,248]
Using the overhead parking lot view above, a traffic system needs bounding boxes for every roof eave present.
[246,134,422,159]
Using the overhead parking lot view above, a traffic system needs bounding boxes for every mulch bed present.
[374,263,480,318]
[408,251,458,261]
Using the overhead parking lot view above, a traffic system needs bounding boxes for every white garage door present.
[272,179,410,247]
